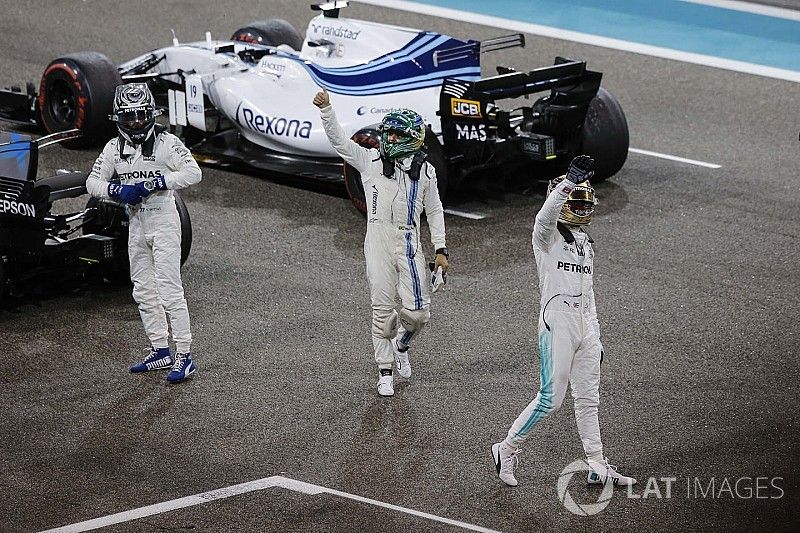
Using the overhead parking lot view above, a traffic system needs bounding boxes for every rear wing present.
[473,57,601,100]
[433,34,525,67]
[438,57,603,160]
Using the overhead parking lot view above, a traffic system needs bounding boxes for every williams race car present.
[0,131,191,302]
[0,0,628,214]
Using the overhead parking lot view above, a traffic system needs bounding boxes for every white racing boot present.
[491,441,521,486]
[377,369,394,397]
[393,339,412,379]
[587,458,637,486]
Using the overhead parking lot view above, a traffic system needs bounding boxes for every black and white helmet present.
[110,83,162,145]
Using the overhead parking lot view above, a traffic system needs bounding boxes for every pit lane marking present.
[628,147,722,168]
[38,475,501,533]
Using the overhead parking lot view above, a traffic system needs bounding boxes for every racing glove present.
[133,176,168,198]
[108,183,143,205]
[565,155,594,183]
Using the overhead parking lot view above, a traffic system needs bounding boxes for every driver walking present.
[491,156,637,487]
[313,88,449,397]
[86,82,201,384]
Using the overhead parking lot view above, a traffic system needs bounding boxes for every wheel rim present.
[49,78,77,127]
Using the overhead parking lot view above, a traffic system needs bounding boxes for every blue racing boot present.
[166,352,196,384]
[130,347,173,373]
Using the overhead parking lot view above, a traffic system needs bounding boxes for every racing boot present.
[587,458,637,486]
[491,441,521,487]
[377,368,394,397]
[130,347,173,373]
[166,352,196,384]
[393,339,412,379]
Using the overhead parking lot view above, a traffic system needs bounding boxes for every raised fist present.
[565,155,594,184]
[313,88,330,109]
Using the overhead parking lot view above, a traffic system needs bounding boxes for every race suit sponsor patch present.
[118,170,165,180]
[557,261,592,274]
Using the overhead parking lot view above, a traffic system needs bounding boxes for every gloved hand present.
[565,155,594,183]
[108,183,142,205]
[428,261,447,293]
[133,176,167,198]
[431,266,447,293]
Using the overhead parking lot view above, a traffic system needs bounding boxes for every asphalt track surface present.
[1,1,798,532]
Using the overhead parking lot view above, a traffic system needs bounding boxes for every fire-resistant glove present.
[133,176,168,198]
[565,155,594,183]
[108,183,143,206]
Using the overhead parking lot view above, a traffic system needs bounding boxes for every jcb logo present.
[451,98,481,118]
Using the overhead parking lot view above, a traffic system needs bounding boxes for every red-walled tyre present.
[38,52,121,148]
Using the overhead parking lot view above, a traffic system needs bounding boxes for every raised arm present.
[532,155,595,252]
[314,88,374,174]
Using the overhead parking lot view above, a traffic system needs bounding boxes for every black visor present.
[117,108,154,130]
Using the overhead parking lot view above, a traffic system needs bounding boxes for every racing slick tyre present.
[81,192,193,284]
[231,19,304,50]
[580,87,629,182]
[174,191,193,266]
[344,127,449,215]
[38,52,122,149]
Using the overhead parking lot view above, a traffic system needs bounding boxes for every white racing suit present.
[86,130,201,354]
[320,105,446,369]
[506,178,604,462]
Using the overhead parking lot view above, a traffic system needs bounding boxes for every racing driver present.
[491,156,637,487]
[313,88,449,397]
[86,82,201,384]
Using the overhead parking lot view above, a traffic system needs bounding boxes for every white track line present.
[355,0,800,83]
[628,147,721,168]
[39,475,500,533]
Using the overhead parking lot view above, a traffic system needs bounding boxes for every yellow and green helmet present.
[379,109,425,159]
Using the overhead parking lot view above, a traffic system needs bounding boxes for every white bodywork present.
[120,15,481,158]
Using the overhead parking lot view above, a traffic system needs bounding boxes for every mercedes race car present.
[0,131,191,302]
[0,0,629,214]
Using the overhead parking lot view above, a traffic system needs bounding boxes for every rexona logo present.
[455,123,486,141]
[236,104,312,139]
[0,199,36,218]
[310,23,361,40]
[451,98,481,118]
